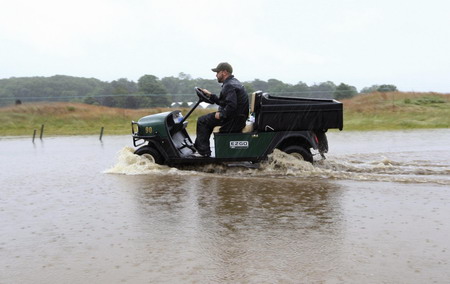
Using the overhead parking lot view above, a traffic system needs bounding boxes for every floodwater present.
[1,129,449,283]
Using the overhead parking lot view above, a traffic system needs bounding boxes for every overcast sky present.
[1,0,449,92]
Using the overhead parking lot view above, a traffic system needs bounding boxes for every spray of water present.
[104,147,174,175]
[105,147,450,185]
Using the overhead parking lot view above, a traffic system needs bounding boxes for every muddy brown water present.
[1,129,449,283]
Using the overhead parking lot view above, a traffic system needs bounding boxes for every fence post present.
[40,124,45,140]
[32,129,37,143]
[99,126,104,141]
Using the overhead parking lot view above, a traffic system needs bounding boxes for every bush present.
[414,96,446,105]
[377,84,398,92]
[334,83,357,100]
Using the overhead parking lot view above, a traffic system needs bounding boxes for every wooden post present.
[392,92,395,111]
[40,124,44,140]
[99,126,104,141]
[32,129,37,143]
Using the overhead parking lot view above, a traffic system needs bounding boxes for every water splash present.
[104,147,176,175]
[105,147,450,185]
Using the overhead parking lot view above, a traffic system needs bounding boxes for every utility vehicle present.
[131,88,343,166]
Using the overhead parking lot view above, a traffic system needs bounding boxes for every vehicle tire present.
[134,145,164,165]
[282,145,313,163]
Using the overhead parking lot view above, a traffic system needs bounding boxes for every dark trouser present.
[194,113,246,155]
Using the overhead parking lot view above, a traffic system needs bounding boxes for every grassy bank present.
[342,92,450,130]
[0,92,449,136]
[0,103,211,136]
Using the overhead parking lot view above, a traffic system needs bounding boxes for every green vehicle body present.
[135,111,171,138]
[214,132,275,158]
[132,91,343,166]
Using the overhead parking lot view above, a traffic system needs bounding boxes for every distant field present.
[0,92,449,136]
[0,103,211,136]
[341,92,450,130]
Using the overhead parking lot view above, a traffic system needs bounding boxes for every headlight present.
[131,121,139,135]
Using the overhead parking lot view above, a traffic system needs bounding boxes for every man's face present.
[216,70,226,83]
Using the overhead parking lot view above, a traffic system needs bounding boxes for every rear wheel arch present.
[276,135,312,151]
[275,135,314,163]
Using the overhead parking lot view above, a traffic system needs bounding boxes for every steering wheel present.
[195,87,215,104]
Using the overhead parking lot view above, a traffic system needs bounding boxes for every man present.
[194,62,249,157]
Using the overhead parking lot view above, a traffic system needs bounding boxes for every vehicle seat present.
[213,91,258,133]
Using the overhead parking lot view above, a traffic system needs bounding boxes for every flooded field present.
[1,129,449,283]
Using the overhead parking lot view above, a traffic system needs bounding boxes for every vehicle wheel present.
[134,145,164,165]
[282,145,313,163]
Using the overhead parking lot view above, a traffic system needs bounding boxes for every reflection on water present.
[1,130,450,283]
[135,174,341,235]
[126,174,344,283]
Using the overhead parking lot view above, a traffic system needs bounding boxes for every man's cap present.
[212,62,233,73]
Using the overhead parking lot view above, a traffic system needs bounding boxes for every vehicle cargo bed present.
[255,94,343,131]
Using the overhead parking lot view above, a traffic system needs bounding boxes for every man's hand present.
[201,88,212,97]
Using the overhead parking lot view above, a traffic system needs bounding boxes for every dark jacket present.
[211,75,249,121]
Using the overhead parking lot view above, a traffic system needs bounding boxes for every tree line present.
[0,74,398,108]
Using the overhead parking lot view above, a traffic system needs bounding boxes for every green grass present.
[1,92,449,136]
[344,111,450,131]
[0,103,210,136]
[341,92,450,131]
